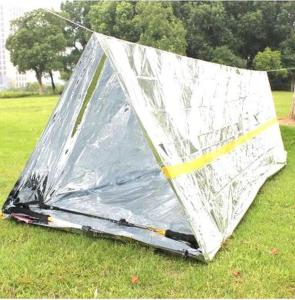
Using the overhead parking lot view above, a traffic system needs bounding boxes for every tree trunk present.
[49,70,56,93]
[290,86,295,120]
[35,71,44,95]
[290,76,295,92]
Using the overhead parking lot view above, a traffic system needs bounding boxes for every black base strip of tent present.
[4,206,51,225]
[5,202,199,249]
[41,204,199,249]
[81,225,199,259]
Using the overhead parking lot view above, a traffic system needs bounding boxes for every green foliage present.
[0,83,64,99]
[25,82,64,95]
[5,1,295,90]
[89,1,139,42]
[89,1,187,55]
[210,46,246,68]
[6,9,67,93]
[280,33,295,90]
[182,3,236,60]
[134,2,187,55]
[0,94,294,297]
[174,1,295,72]
[60,1,94,78]
[61,0,93,48]
[0,90,33,99]
[237,9,266,62]
[254,47,288,78]
[281,34,295,69]
[273,2,295,43]
[226,2,295,67]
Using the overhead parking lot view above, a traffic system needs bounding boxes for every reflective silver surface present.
[3,33,287,261]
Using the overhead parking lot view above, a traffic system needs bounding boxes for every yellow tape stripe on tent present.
[162,118,278,179]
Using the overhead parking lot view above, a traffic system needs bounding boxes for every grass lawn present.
[273,91,293,118]
[0,93,294,298]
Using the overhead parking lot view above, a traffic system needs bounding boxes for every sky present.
[0,0,62,11]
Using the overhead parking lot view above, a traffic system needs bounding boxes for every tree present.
[290,88,295,120]
[230,2,295,67]
[60,1,94,78]
[253,47,288,91]
[89,1,187,55]
[280,33,295,119]
[281,34,295,91]
[133,2,187,55]
[210,46,246,68]
[237,10,265,66]
[6,9,66,94]
[253,47,287,77]
[89,1,139,42]
[180,3,237,60]
[273,2,295,44]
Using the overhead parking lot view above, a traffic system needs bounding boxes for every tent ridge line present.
[162,117,278,179]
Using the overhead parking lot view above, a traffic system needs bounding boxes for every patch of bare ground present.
[278,117,295,126]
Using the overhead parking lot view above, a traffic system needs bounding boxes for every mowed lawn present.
[0,93,294,298]
[273,91,294,118]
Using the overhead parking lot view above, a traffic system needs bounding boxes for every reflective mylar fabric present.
[3,33,287,261]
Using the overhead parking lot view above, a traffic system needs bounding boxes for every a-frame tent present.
[2,33,287,261]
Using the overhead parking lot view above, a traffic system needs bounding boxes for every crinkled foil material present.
[3,33,286,261]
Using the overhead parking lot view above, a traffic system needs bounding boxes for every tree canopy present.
[254,47,287,77]
[210,46,246,68]
[88,1,295,78]
[89,1,139,42]
[6,1,295,91]
[6,9,67,93]
[60,1,94,79]
[133,2,187,55]
[89,1,187,55]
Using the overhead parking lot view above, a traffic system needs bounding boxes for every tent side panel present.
[3,33,201,259]
[96,33,286,260]
[3,34,104,210]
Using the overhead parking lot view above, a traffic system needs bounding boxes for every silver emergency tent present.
[2,33,287,261]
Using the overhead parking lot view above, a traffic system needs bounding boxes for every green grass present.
[0,93,294,298]
[273,91,293,118]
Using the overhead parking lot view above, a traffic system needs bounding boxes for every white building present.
[0,4,35,90]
